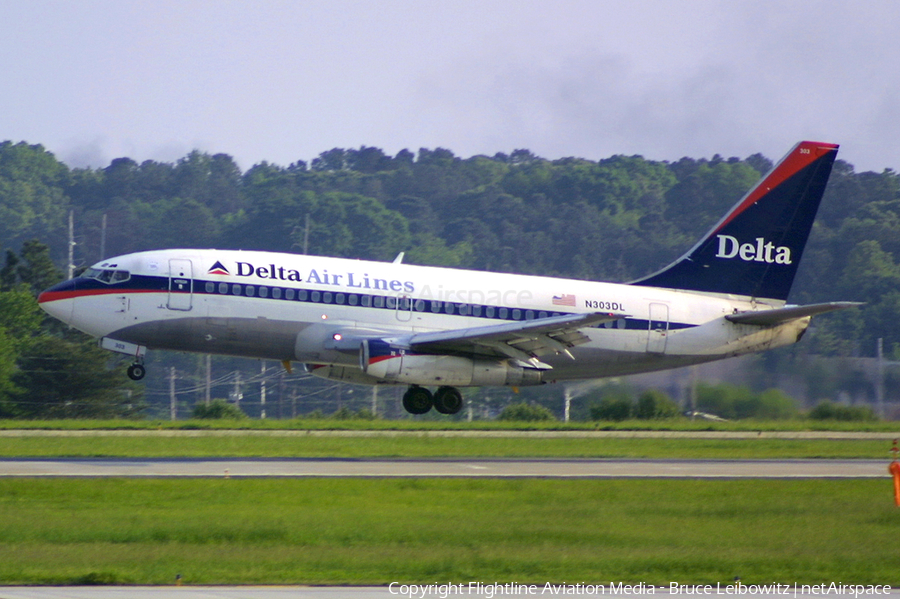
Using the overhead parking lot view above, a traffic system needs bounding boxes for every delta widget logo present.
[207,261,230,276]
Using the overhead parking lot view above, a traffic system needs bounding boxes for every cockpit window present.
[84,268,131,284]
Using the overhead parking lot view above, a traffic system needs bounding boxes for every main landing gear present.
[402,385,464,415]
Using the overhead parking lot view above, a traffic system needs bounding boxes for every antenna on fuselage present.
[393,252,405,264]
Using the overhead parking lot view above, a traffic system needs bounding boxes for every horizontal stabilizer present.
[725,302,862,326]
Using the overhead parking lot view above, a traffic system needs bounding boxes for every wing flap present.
[406,311,625,360]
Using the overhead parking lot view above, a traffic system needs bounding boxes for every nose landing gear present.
[127,362,146,381]
[402,385,463,415]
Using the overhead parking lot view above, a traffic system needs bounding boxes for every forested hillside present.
[0,140,898,417]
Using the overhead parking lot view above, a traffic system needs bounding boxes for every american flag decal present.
[552,294,576,306]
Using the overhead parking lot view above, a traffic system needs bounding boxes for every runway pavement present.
[0,457,889,478]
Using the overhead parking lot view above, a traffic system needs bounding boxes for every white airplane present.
[39,141,857,415]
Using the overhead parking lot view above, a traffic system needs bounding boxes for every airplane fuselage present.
[40,248,807,384]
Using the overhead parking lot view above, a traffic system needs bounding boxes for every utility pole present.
[169,367,177,420]
[877,338,885,418]
[100,213,107,260]
[371,386,378,417]
[277,370,285,419]
[689,365,698,419]
[232,371,243,409]
[67,210,75,279]
[260,361,267,419]
[303,214,310,254]
[204,355,211,405]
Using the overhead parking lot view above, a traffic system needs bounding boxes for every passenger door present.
[167,259,193,311]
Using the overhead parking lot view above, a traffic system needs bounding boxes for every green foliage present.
[10,334,143,419]
[330,406,377,420]
[0,286,42,343]
[497,401,556,422]
[589,393,633,421]
[191,399,246,419]
[0,142,69,256]
[635,389,681,419]
[587,388,681,421]
[15,239,62,295]
[696,383,799,420]
[808,401,878,421]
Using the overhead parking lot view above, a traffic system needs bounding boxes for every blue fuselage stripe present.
[52,274,697,332]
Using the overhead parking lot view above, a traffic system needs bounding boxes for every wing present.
[393,311,626,368]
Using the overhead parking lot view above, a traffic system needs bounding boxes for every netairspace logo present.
[387,581,893,598]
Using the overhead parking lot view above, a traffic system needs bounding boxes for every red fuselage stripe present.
[37,289,163,304]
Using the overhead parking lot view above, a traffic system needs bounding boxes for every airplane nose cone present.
[38,279,77,324]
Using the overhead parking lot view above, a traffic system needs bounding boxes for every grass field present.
[0,434,894,459]
[0,478,896,585]
[1,418,898,431]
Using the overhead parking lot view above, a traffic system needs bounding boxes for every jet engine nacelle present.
[361,340,543,387]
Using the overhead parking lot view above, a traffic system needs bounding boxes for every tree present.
[808,401,877,421]
[0,142,70,259]
[192,399,246,419]
[590,393,633,421]
[12,334,144,418]
[497,401,556,421]
[635,389,681,419]
[17,239,63,295]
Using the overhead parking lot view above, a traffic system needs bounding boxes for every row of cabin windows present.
[202,281,561,321]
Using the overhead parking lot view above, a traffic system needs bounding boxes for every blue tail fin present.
[631,141,839,302]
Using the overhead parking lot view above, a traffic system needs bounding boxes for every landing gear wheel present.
[433,386,463,415]
[127,363,146,381]
[402,385,433,414]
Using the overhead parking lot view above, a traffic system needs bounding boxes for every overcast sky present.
[2,0,898,172]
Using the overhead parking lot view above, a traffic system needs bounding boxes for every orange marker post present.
[890,440,900,507]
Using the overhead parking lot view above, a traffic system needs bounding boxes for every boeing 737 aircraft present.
[39,141,856,415]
